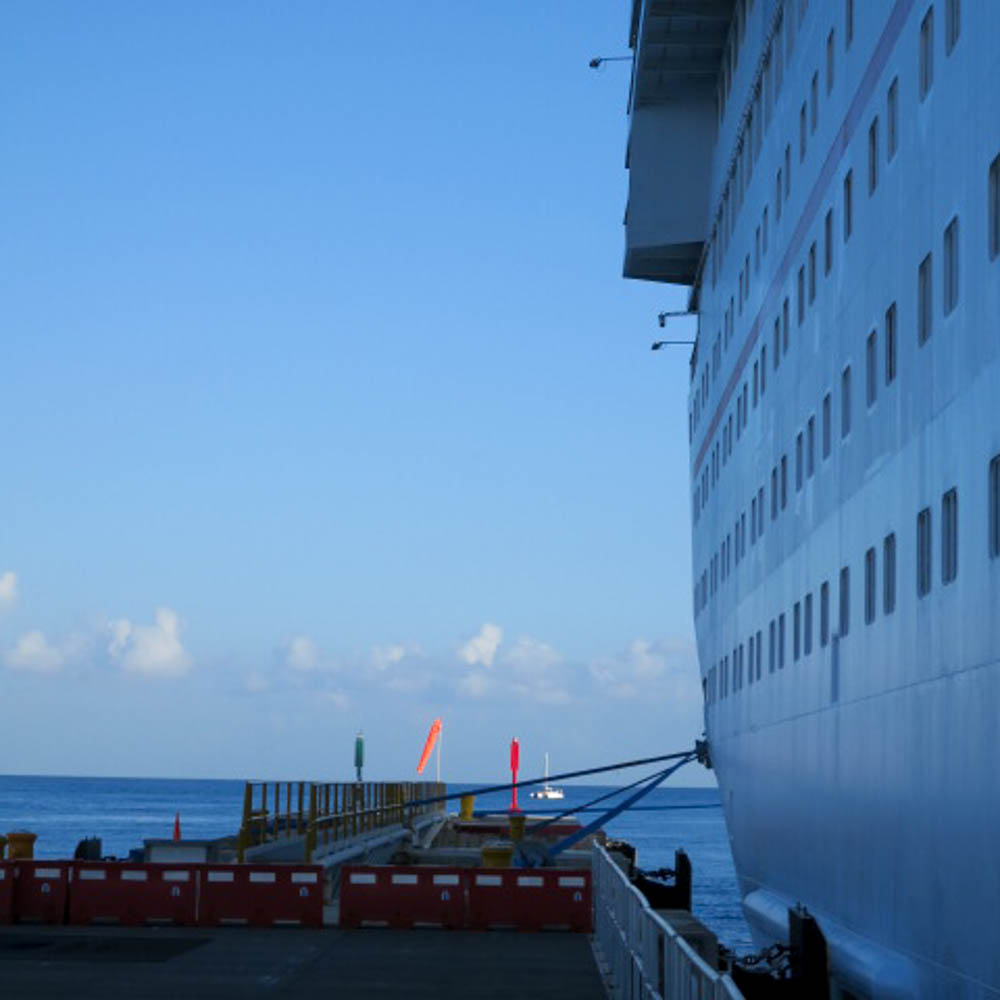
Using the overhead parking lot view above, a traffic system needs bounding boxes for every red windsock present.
[173,812,181,841]
[416,718,442,775]
[510,738,520,812]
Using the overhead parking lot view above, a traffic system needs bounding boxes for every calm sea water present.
[0,774,751,952]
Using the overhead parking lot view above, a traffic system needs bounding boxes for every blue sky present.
[0,2,706,785]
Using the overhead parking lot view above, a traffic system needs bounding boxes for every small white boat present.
[529,753,564,800]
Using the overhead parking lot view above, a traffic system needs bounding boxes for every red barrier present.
[70,863,198,926]
[467,868,591,932]
[340,866,466,929]
[12,861,71,924]
[0,863,13,925]
[198,864,323,928]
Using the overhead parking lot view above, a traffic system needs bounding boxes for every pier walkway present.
[0,924,606,999]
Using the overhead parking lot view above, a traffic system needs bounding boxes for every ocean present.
[0,774,752,952]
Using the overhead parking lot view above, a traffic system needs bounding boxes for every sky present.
[0,2,706,786]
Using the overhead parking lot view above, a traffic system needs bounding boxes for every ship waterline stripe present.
[693,0,915,481]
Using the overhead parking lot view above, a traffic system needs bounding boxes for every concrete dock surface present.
[0,924,607,998]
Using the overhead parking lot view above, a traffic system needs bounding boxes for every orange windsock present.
[416,718,442,774]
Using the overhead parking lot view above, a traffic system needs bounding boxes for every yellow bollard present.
[480,843,514,868]
[459,795,475,820]
[508,814,526,842]
[7,831,37,860]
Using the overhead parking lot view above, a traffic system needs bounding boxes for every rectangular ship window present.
[756,629,763,679]
[945,0,960,54]
[751,497,757,543]
[822,393,832,458]
[748,636,754,685]
[865,547,877,624]
[807,417,816,476]
[843,171,853,241]
[839,566,850,637]
[810,73,818,133]
[991,456,1000,558]
[885,303,898,384]
[800,103,807,162]
[776,170,783,221]
[866,331,878,406]
[774,318,781,369]
[944,216,959,314]
[783,298,790,353]
[826,30,835,93]
[771,468,778,520]
[809,243,817,302]
[761,346,767,394]
[804,593,813,654]
[758,486,765,537]
[793,602,801,661]
[778,613,786,668]
[797,268,805,325]
[917,506,933,597]
[820,582,830,646]
[884,533,897,614]
[769,620,776,673]
[868,118,879,194]
[918,253,933,344]
[920,8,934,100]
[825,210,833,274]
[763,206,769,254]
[781,455,788,510]
[990,155,1000,261]
[887,78,899,159]
[796,432,804,490]
[942,488,958,584]
[841,366,852,438]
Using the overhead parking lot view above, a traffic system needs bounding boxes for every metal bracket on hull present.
[695,737,712,769]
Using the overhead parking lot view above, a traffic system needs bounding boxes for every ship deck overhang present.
[624,0,734,287]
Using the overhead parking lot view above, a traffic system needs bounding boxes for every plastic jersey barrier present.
[13,861,72,925]
[0,862,13,924]
[340,864,592,932]
[466,868,591,932]
[198,864,323,928]
[70,862,198,927]
[340,865,466,930]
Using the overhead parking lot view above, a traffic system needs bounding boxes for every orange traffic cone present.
[173,812,181,841]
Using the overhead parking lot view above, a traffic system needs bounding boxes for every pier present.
[0,773,753,998]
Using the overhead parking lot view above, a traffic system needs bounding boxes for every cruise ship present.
[619,1,1000,997]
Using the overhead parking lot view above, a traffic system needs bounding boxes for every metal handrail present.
[236,780,446,862]
[591,841,744,1000]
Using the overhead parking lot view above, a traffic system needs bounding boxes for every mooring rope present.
[545,753,696,858]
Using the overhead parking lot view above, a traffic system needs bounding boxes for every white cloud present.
[108,607,191,678]
[589,637,699,700]
[458,670,494,698]
[0,571,18,607]
[318,688,350,710]
[370,642,421,672]
[280,635,319,672]
[4,631,66,673]
[503,636,562,674]
[458,623,503,668]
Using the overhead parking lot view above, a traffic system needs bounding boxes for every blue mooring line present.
[545,754,696,860]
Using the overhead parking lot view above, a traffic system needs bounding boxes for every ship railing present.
[236,781,446,862]
[592,842,743,1000]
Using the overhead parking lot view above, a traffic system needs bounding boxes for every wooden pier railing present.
[236,781,445,862]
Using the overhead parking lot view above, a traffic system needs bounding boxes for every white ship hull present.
[621,1,1000,996]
